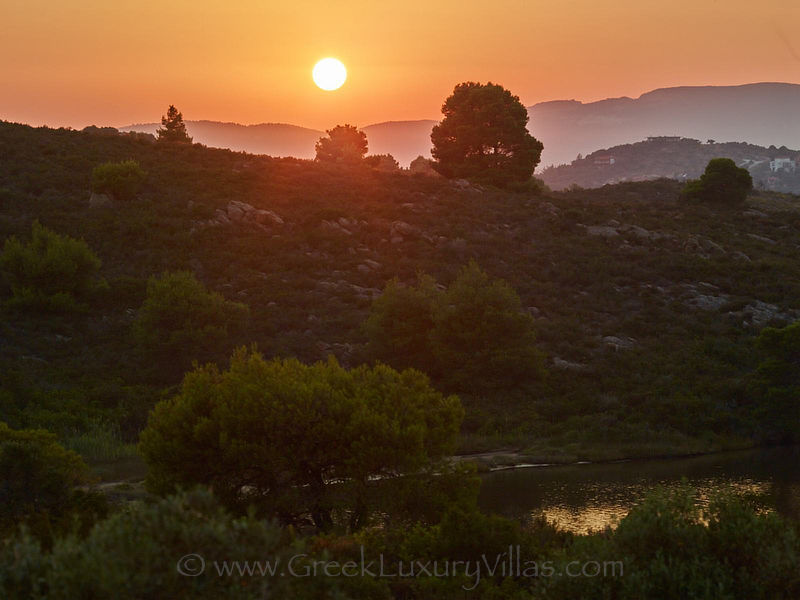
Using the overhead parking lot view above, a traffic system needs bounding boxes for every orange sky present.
[2,0,799,130]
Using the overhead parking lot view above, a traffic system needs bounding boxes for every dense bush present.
[0,489,371,600]
[681,157,753,205]
[748,320,800,442]
[0,423,106,543]
[139,348,464,531]
[365,154,400,171]
[132,271,249,373]
[431,261,545,392]
[0,221,105,311]
[366,262,545,393]
[90,159,146,201]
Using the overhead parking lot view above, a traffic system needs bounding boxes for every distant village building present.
[646,136,682,143]
[593,155,616,166]
[769,157,796,172]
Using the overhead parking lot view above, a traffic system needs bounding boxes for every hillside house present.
[593,155,616,166]
[769,157,796,172]
[646,136,683,143]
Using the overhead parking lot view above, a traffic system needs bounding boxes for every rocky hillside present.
[2,120,800,457]
[540,137,800,192]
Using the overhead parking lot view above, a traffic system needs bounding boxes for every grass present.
[63,420,140,463]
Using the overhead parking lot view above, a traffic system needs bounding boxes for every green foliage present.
[156,104,192,143]
[132,270,249,373]
[431,261,545,392]
[139,348,464,531]
[0,422,105,542]
[681,158,753,205]
[90,159,146,201]
[315,124,368,164]
[0,221,105,311]
[364,273,440,371]
[749,321,800,441]
[366,263,545,393]
[0,488,365,600]
[431,82,543,187]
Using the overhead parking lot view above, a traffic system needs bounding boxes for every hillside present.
[540,137,800,192]
[2,121,800,466]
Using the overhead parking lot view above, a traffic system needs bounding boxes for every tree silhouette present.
[681,158,752,205]
[431,82,543,187]
[156,105,192,143]
[315,124,367,163]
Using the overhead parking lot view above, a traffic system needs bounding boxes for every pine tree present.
[156,105,192,143]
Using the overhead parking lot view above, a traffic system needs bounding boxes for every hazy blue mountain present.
[119,121,324,159]
[121,83,800,169]
[361,120,436,165]
[529,82,800,166]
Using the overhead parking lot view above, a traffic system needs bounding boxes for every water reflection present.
[478,447,800,534]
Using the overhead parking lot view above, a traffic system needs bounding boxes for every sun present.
[313,58,347,91]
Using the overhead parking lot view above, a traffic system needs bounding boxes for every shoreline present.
[453,440,765,473]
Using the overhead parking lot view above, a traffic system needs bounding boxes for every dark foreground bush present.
[0,489,383,600]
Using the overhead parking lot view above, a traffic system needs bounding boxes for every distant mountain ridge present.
[120,82,800,169]
[528,82,800,166]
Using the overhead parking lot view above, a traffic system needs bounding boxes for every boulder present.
[584,225,619,238]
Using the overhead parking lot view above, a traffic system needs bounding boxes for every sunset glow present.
[2,1,799,129]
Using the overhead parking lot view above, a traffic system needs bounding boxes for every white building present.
[769,157,796,172]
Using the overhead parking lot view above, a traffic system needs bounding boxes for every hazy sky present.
[2,0,799,130]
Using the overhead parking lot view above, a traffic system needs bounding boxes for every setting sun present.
[312,58,347,91]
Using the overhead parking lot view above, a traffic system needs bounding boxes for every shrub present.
[132,271,249,373]
[0,489,368,600]
[365,263,546,393]
[680,158,753,205]
[431,261,546,392]
[363,274,440,371]
[139,348,463,531]
[0,221,105,311]
[365,154,400,171]
[0,422,105,542]
[90,159,146,201]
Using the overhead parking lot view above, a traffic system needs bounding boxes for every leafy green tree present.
[366,263,545,393]
[0,423,105,542]
[139,348,463,531]
[314,124,368,164]
[681,158,753,204]
[156,105,192,143]
[0,221,105,311]
[363,273,440,371]
[431,82,543,187]
[431,261,545,392]
[90,159,146,201]
[132,271,249,373]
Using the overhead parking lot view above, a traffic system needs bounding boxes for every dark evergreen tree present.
[156,105,192,143]
[431,82,543,187]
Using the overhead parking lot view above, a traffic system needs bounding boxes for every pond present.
[478,446,800,533]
